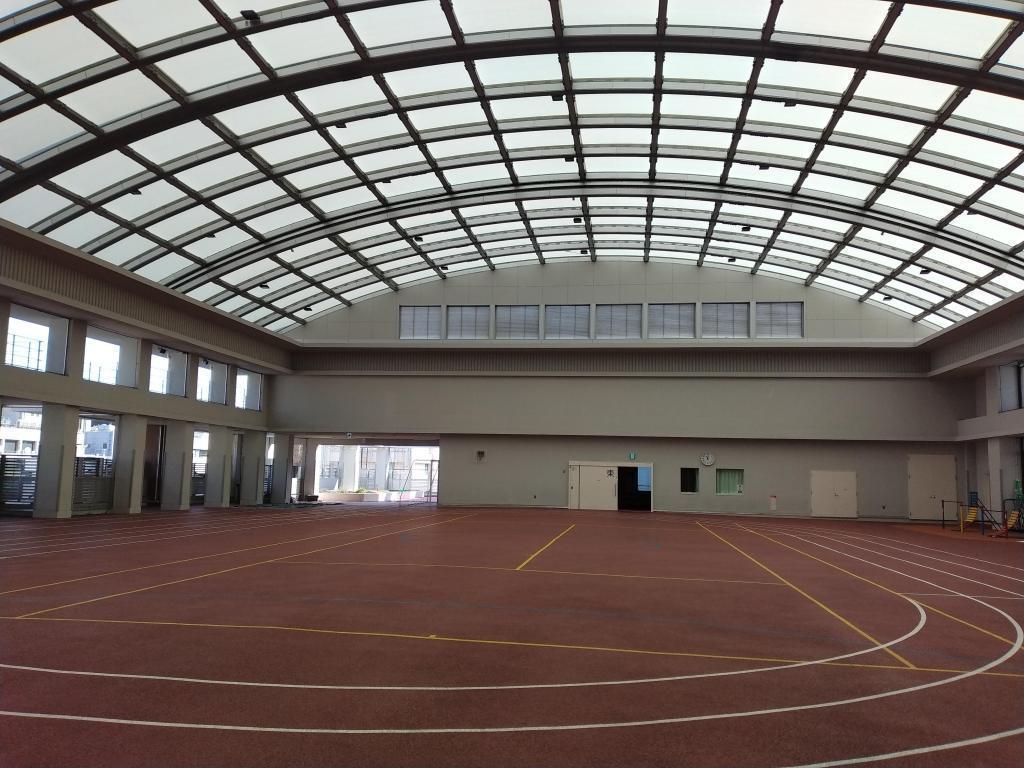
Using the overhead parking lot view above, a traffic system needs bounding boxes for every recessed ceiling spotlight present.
[157,347,167,354]
[413,235,423,242]
[129,188,142,196]
[564,155,576,163]
[240,9,260,22]
[920,268,932,274]
[258,283,270,290]
[205,233,216,239]
[580,248,588,255]
[302,305,313,312]
[440,264,449,271]
[333,120,347,129]
[783,100,797,108]
[758,163,770,170]
[551,93,564,102]
[882,295,892,301]
[573,217,582,224]
[741,225,751,232]
[727,257,737,262]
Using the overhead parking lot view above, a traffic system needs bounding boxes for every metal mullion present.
[209,275,309,326]
[514,202,546,265]
[697,202,723,267]
[911,269,999,321]
[643,0,668,264]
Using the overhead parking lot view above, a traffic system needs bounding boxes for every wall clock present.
[699,452,716,466]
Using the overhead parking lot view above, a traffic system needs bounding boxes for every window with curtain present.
[648,303,696,339]
[701,303,750,338]
[446,305,490,339]
[399,305,442,339]
[595,304,642,339]
[716,468,744,494]
[495,305,540,339]
[756,302,804,338]
[544,304,590,339]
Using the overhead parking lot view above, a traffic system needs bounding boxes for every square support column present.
[0,297,10,357]
[301,439,319,498]
[239,430,269,506]
[270,433,295,504]
[64,319,87,383]
[161,421,193,511]
[986,437,1002,512]
[374,446,390,491]
[341,445,359,492]
[203,426,233,509]
[112,414,147,515]
[34,403,79,519]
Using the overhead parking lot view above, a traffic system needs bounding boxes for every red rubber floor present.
[0,504,1022,767]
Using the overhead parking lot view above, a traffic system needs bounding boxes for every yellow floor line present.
[15,514,476,619]
[515,524,576,571]
[912,599,1017,646]
[271,560,782,586]
[698,523,916,669]
[5,615,1021,679]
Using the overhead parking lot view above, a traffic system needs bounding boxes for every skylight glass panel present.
[348,1,453,48]
[816,144,894,174]
[729,164,800,187]
[95,0,216,47]
[928,248,989,277]
[356,145,428,174]
[884,4,1008,60]
[215,96,304,136]
[575,93,653,115]
[889,279,942,305]
[157,41,262,93]
[788,213,851,234]
[0,186,70,227]
[980,185,1024,212]
[461,202,521,217]
[342,283,387,301]
[897,162,981,196]
[855,72,956,112]
[249,17,354,67]
[802,173,875,201]
[666,0,770,29]
[923,130,1018,169]
[265,317,297,333]
[515,158,578,177]
[585,156,649,174]
[428,134,501,158]
[183,226,250,258]
[570,51,655,79]
[217,294,253,313]
[475,54,562,85]
[285,160,355,190]
[774,0,887,40]
[758,60,853,93]
[213,181,282,214]
[52,151,145,198]
[134,254,193,283]
[328,114,408,146]
[46,212,117,248]
[747,100,833,128]
[0,74,19,100]
[409,102,489,131]
[0,105,83,162]
[174,153,259,191]
[223,258,278,285]
[501,130,575,149]
[378,172,443,198]
[386,63,474,99]
[656,158,723,176]
[490,96,569,120]
[453,0,551,32]
[953,91,1024,130]
[659,128,732,148]
[394,269,435,286]
[59,71,171,126]
[0,17,116,84]
[992,273,1024,293]
[246,204,310,234]
[561,0,658,26]
[581,128,652,146]
[737,135,814,159]
[663,53,753,82]
[130,121,222,163]
[950,213,1024,246]
[858,228,923,254]
[312,186,378,212]
[93,233,158,266]
[298,77,387,115]
[147,205,221,240]
[661,94,741,119]
[874,189,954,222]
[833,111,922,145]
[253,131,333,165]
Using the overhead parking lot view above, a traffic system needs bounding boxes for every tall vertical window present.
[83,327,138,387]
[446,306,490,339]
[544,304,590,339]
[648,303,696,339]
[235,369,263,410]
[701,303,750,339]
[999,362,1023,412]
[756,302,804,338]
[5,304,69,374]
[495,305,540,339]
[149,346,188,396]
[595,304,642,339]
[197,359,228,404]
[399,306,442,339]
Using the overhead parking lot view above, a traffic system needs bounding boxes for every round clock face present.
[699,452,716,466]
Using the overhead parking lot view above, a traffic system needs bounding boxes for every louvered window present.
[544,305,590,339]
[446,306,490,339]
[495,305,540,339]
[755,302,804,338]
[399,305,441,339]
[595,304,642,339]
[648,303,696,338]
[701,303,750,338]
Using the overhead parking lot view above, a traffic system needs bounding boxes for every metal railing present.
[0,454,37,515]
[72,457,115,512]
[5,333,46,371]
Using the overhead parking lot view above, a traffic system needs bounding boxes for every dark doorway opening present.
[142,424,163,507]
[617,465,652,511]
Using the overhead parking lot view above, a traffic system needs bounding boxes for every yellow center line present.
[698,523,916,669]
[271,559,783,586]
[15,514,476,619]
[911,599,1017,646]
[5,615,1021,679]
[515,524,576,571]
[0,514,432,597]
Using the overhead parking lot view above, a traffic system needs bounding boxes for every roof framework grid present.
[0,0,1023,332]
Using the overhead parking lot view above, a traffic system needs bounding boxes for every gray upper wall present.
[287,261,932,346]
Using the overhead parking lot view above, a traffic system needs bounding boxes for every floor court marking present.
[270,560,783,587]
[911,599,1016,646]
[901,591,1024,601]
[699,523,915,669]
[515,524,576,570]
[14,514,477,619]
[0,513,434,597]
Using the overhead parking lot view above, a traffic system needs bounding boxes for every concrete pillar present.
[64,318,87,382]
[185,354,200,400]
[239,430,269,506]
[374,447,390,491]
[270,433,295,504]
[203,426,233,508]
[136,340,153,394]
[225,367,238,408]
[161,421,193,511]
[34,403,79,518]
[111,414,147,515]
[341,445,359,492]
[0,297,10,358]
[301,439,319,498]
[985,437,1002,511]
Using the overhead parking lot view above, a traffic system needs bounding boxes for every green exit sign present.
[628,451,637,460]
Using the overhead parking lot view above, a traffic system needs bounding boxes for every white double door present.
[568,464,619,510]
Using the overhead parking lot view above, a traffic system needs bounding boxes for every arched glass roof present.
[1,0,1024,334]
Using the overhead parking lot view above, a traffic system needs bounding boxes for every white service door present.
[578,465,619,510]
[810,471,857,517]
[908,454,957,520]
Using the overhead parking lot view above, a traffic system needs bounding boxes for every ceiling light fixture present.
[882,295,892,301]
[580,248,588,255]
[551,93,564,102]
[758,163,770,170]
[333,120,347,129]
[302,305,313,311]
[258,283,269,290]
[920,268,932,274]
[727,257,737,262]
[573,217,582,224]
[741,225,751,232]
[783,100,797,108]
[129,188,142,196]
[564,155,576,163]
[413,235,423,242]
[240,9,260,23]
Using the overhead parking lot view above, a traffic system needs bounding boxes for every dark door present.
[142,424,164,507]
[618,466,652,512]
